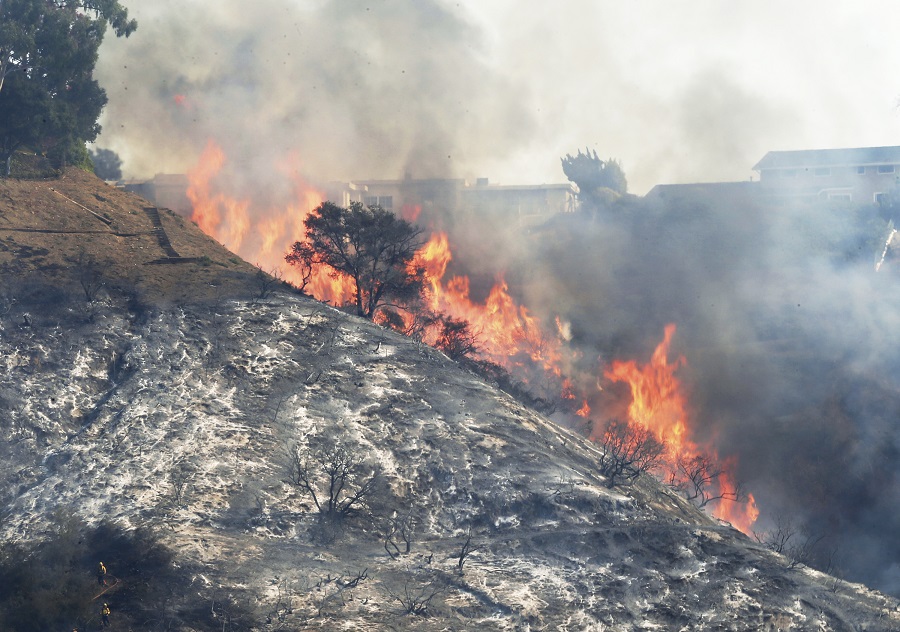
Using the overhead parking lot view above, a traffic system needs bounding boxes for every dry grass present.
[0,167,263,304]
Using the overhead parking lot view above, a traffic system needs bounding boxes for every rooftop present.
[753,146,900,171]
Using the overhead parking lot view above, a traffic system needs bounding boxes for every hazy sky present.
[96,0,900,194]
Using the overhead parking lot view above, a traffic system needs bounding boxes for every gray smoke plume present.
[90,0,900,598]
[510,188,900,596]
[95,0,534,187]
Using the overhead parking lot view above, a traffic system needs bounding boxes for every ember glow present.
[605,324,759,533]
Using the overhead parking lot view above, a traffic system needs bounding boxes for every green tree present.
[0,0,135,175]
[287,201,426,319]
[88,146,122,180]
[561,148,627,210]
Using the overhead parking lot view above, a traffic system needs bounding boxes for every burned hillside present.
[0,170,899,630]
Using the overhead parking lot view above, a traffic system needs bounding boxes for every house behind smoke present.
[121,145,900,222]
[325,177,578,227]
[753,146,900,205]
[122,173,578,228]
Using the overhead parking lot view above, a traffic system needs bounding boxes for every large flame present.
[185,142,760,533]
[415,232,564,376]
[605,324,689,453]
[604,324,759,534]
[186,140,355,305]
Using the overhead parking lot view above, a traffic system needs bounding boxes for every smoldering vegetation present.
[458,186,900,595]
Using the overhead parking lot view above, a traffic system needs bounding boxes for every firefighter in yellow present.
[101,602,111,627]
[97,561,107,586]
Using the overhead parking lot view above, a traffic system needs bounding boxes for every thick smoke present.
[95,0,534,188]
[510,188,900,595]
[91,0,900,597]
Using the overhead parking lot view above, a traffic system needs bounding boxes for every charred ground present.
[0,169,899,630]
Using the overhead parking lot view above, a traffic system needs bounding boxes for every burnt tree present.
[285,438,380,523]
[596,418,665,488]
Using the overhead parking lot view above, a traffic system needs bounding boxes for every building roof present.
[753,146,900,171]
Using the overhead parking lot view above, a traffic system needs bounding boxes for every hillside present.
[0,167,260,303]
[1,169,899,631]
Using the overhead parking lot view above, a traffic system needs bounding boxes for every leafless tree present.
[596,418,665,488]
[310,568,369,617]
[754,513,798,555]
[166,460,194,507]
[252,265,283,302]
[754,513,825,569]
[72,250,105,302]
[456,533,480,575]
[387,574,443,617]
[670,454,746,508]
[384,511,416,560]
[283,241,316,294]
[266,577,295,627]
[285,438,380,523]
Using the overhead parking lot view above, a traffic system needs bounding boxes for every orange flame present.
[414,232,564,375]
[604,323,689,453]
[184,143,761,533]
[604,324,758,533]
[714,477,759,534]
[186,140,355,305]
[401,203,422,223]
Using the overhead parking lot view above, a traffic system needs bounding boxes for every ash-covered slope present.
[1,172,899,631]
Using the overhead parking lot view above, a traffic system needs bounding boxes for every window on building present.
[875,192,886,204]
[814,167,831,177]
[857,166,866,175]
[377,195,393,209]
[878,165,895,174]
[363,196,378,207]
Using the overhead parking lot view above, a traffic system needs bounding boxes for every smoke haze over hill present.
[96,1,900,192]
[95,0,534,186]
[87,0,900,597]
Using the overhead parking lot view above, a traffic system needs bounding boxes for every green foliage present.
[88,146,122,180]
[288,201,426,318]
[0,0,135,175]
